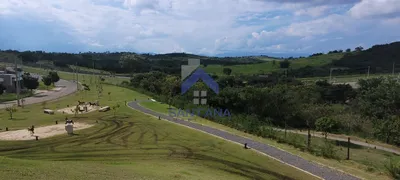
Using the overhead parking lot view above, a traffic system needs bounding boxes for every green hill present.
[204,53,344,75]
[332,41,400,74]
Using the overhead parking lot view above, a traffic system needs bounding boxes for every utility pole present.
[76,63,79,90]
[367,66,370,78]
[14,57,20,106]
[20,60,24,107]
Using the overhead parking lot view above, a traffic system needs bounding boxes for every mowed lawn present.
[204,53,344,75]
[140,101,399,180]
[0,83,317,180]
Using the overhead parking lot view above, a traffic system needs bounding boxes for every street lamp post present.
[14,57,20,106]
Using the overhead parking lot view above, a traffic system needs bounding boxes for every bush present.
[385,158,400,179]
[320,141,339,159]
[288,134,306,150]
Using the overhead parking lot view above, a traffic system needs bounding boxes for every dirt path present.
[0,123,94,141]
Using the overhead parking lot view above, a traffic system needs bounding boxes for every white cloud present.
[250,14,350,42]
[382,17,400,26]
[0,0,399,55]
[294,6,329,17]
[349,0,400,18]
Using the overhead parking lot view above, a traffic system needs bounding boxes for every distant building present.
[0,66,24,93]
[0,74,17,93]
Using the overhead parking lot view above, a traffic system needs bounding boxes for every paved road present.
[273,128,400,155]
[127,100,360,180]
[0,78,77,109]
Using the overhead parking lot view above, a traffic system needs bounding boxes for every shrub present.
[320,141,339,159]
[288,134,306,150]
[385,158,400,179]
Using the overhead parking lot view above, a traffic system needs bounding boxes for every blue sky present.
[0,0,400,57]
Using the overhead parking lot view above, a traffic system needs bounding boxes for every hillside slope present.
[332,41,400,74]
[204,53,344,75]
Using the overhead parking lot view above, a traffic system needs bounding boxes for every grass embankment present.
[0,80,317,180]
[204,53,343,75]
[140,101,400,180]
[0,92,33,103]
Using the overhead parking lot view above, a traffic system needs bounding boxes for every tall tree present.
[22,74,39,92]
[315,117,338,139]
[299,104,332,148]
[42,75,52,90]
[355,46,364,52]
[357,77,400,144]
[49,71,60,85]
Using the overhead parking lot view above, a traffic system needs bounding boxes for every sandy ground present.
[57,105,99,114]
[0,123,94,141]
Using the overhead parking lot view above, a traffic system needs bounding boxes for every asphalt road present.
[0,78,77,109]
[127,100,360,180]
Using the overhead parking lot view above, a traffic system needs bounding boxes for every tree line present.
[0,50,264,75]
[123,71,399,148]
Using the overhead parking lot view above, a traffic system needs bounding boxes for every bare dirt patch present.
[57,105,99,114]
[0,123,94,141]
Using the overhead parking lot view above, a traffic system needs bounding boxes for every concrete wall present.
[0,74,17,93]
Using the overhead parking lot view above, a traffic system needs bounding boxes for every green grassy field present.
[69,64,110,75]
[253,56,281,61]
[37,81,55,90]
[22,66,127,85]
[300,73,394,83]
[140,101,399,180]
[0,79,318,180]
[204,53,344,75]
[0,92,33,103]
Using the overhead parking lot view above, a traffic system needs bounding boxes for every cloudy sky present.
[0,0,399,57]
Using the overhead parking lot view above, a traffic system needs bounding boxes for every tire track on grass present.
[127,101,361,180]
